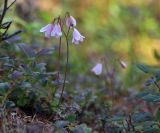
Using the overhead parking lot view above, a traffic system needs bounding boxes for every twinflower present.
[51,24,62,38]
[66,16,76,27]
[72,28,85,45]
[91,63,103,75]
[40,24,54,38]
[40,23,62,38]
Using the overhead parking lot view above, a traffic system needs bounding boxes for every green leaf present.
[137,64,149,73]
[4,100,15,109]
[65,114,76,123]
[132,112,153,123]
[79,124,91,133]
[155,71,160,81]
[50,99,59,112]
[0,82,10,90]
[107,115,125,122]
[142,94,160,103]
[156,109,160,122]
[54,120,69,128]
[0,82,10,95]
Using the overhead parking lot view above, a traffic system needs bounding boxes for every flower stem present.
[59,27,70,105]
[57,37,62,81]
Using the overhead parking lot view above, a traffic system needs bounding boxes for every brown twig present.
[2,21,12,36]
[2,30,22,41]
[0,0,18,42]
[0,0,8,26]
[7,0,16,10]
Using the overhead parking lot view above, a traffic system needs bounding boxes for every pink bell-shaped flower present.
[119,60,127,69]
[72,28,85,45]
[91,63,103,75]
[40,24,54,38]
[51,24,62,38]
[66,16,76,28]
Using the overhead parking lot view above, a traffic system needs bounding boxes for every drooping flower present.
[66,16,76,27]
[40,24,54,38]
[40,23,62,38]
[72,28,85,45]
[119,60,127,69]
[51,24,62,38]
[91,63,103,75]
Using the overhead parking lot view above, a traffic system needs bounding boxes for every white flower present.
[40,24,54,38]
[51,24,62,38]
[66,16,76,27]
[91,63,103,75]
[72,28,85,45]
[119,60,127,69]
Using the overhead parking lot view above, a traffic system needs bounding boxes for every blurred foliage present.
[8,0,160,88]
[1,0,160,133]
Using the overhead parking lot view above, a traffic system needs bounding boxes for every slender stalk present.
[2,21,12,36]
[0,0,8,26]
[154,81,160,91]
[129,115,135,131]
[122,121,127,132]
[103,57,114,113]
[59,27,70,105]
[57,17,63,81]
[57,37,62,81]
[2,30,22,41]
[6,0,16,10]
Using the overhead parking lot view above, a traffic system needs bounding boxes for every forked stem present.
[59,27,70,105]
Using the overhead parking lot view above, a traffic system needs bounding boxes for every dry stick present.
[6,0,16,10]
[0,0,16,26]
[59,27,70,105]
[0,0,19,42]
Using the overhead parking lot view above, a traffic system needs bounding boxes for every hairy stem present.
[57,37,62,81]
[59,27,70,105]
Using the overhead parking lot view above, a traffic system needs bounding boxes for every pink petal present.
[40,24,51,32]
[66,16,76,27]
[91,63,102,75]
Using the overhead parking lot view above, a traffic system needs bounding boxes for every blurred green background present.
[6,0,160,88]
